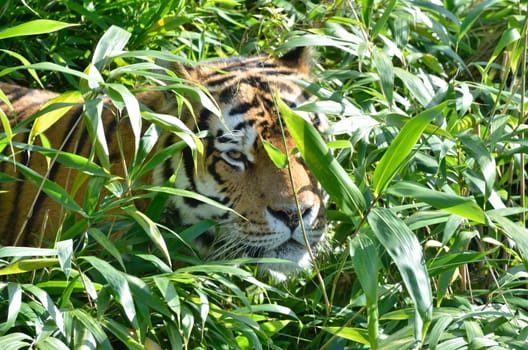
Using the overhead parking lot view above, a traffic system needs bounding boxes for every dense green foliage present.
[1,0,527,349]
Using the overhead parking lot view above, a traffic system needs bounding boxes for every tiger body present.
[0,48,326,277]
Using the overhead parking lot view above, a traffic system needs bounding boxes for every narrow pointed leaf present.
[372,103,445,196]
[350,235,380,348]
[367,208,432,345]
[279,98,365,216]
[388,181,487,224]
[0,20,78,40]
[92,25,131,70]
[82,256,136,323]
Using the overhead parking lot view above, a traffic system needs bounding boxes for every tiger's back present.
[0,82,140,244]
[0,48,327,277]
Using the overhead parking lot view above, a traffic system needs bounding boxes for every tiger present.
[0,47,327,278]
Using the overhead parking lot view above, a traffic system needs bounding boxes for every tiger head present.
[152,48,327,279]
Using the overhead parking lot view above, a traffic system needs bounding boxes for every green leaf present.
[13,142,109,177]
[56,240,73,279]
[154,277,181,319]
[367,208,432,345]
[22,284,65,335]
[459,134,496,202]
[145,186,242,218]
[371,0,397,38]
[82,256,136,323]
[321,327,369,345]
[123,205,171,267]
[393,68,434,107]
[101,318,143,350]
[0,333,32,349]
[372,103,445,196]
[0,62,91,82]
[87,228,125,270]
[0,246,57,258]
[0,20,78,40]
[373,50,394,107]
[491,215,528,267]
[388,181,487,224]
[70,309,114,350]
[0,49,43,87]
[83,98,110,169]
[0,155,85,215]
[278,97,366,216]
[458,0,501,41]
[0,283,22,335]
[485,27,521,71]
[261,138,288,168]
[106,83,141,157]
[29,91,82,140]
[92,25,131,70]
[350,235,380,349]
[428,315,453,350]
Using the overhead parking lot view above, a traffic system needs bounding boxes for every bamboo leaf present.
[372,103,445,196]
[145,186,242,218]
[367,208,432,345]
[92,25,131,70]
[491,215,528,266]
[0,283,22,335]
[22,284,65,335]
[71,309,114,350]
[0,155,85,215]
[82,256,136,323]
[459,134,496,202]
[485,27,521,71]
[0,20,78,40]
[261,138,288,169]
[458,0,501,41]
[29,91,82,140]
[321,327,369,345]
[388,181,487,224]
[106,83,141,158]
[279,97,366,216]
[373,51,394,107]
[350,235,380,349]
[123,205,171,267]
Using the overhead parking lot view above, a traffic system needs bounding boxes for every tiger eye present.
[226,150,244,161]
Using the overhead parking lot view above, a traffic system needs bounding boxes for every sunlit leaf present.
[368,208,432,345]
[373,103,445,196]
[0,20,78,40]
[279,97,366,216]
[388,181,487,224]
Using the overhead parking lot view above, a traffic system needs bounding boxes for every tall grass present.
[1,0,527,349]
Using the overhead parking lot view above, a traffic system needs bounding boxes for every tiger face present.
[0,47,327,278]
[153,48,327,278]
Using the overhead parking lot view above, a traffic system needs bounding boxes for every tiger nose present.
[268,206,313,231]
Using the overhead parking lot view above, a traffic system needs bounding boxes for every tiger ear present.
[277,47,313,74]
[170,62,195,81]
[156,59,205,83]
